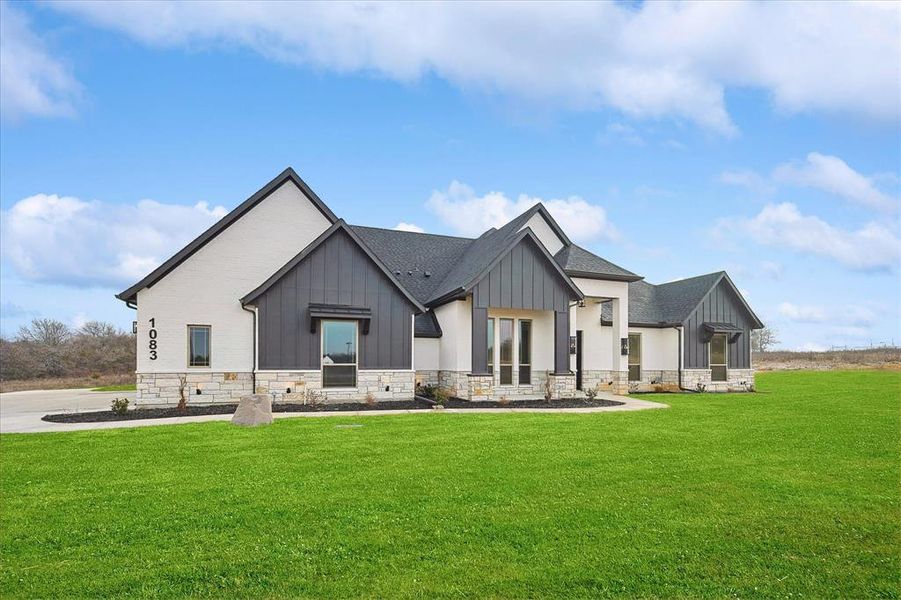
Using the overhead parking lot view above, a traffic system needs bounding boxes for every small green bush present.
[110,397,129,415]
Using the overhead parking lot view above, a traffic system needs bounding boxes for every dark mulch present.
[41,400,429,423]
[42,396,624,423]
[441,397,624,409]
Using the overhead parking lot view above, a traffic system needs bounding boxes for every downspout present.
[241,304,257,394]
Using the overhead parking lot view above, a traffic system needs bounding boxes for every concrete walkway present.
[0,391,666,434]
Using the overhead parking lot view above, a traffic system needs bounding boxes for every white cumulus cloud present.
[774,152,898,212]
[719,202,901,271]
[393,222,425,233]
[0,193,228,288]
[0,1,81,122]
[426,180,618,243]
[46,0,901,134]
[778,302,827,323]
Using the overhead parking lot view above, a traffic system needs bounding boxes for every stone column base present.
[467,374,494,401]
[548,373,576,399]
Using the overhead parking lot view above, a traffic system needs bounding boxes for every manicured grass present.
[1,371,898,598]
[90,383,137,392]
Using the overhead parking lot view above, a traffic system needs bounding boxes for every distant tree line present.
[0,318,135,381]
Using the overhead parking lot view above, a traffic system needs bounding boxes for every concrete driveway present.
[0,388,136,434]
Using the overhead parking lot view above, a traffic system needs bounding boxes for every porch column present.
[471,305,489,375]
[610,297,629,394]
[554,309,569,374]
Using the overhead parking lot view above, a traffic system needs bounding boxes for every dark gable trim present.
[523,203,573,248]
[116,167,338,305]
[427,229,584,308]
[566,270,644,283]
[242,220,426,313]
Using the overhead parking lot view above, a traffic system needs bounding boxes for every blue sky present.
[1,1,899,350]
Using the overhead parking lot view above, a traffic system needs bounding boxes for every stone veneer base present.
[682,369,755,392]
[255,370,416,403]
[437,370,576,401]
[136,372,253,406]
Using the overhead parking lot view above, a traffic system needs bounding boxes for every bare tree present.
[16,318,72,346]
[177,374,188,413]
[77,321,121,338]
[752,327,779,353]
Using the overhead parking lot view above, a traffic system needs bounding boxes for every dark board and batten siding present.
[471,237,577,375]
[683,280,753,369]
[256,229,415,370]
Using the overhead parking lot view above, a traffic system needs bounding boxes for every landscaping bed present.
[42,397,624,423]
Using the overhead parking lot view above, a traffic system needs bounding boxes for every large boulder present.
[231,394,273,427]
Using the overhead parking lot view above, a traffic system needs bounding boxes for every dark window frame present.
[710,332,728,382]
[628,332,641,382]
[321,320,358,388]
[519,319,532,385]
[487,317,495,373]
[498,318,514,385]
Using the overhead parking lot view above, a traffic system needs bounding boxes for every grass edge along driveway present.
[1,370,898,598]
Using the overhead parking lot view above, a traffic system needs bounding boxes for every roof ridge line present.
[349,223,475,241]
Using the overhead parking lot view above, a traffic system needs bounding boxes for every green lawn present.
[90,383,137,392]
[1,371,898,598]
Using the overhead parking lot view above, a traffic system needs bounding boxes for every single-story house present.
[117,168,763,405]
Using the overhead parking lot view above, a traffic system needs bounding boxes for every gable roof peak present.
[116,166,338,305]
[241,219,425,312]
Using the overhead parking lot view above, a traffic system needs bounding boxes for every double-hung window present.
[322,320,357,388]
[519,320,532,384]
[710,333,728,382]
[188,325,211,367]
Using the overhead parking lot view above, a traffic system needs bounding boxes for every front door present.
[575,330,583,390]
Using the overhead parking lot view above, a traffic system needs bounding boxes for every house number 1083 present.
[148,318,158,360]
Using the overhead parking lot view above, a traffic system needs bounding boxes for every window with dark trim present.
[628,332,641,382]
[188,325,211,367]
[499,318,513,385]
[321,320,357,388]
[710,333,727,382]
[519,320,532,384]
[487,317,495,374]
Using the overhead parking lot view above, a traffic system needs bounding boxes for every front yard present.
[1,370,898,598]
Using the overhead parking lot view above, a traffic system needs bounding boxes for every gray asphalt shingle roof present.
[351,208,746,334]
[353,205,644,309]
[349,225,472,303]
[601,271,726,325]
[554,244,641,281]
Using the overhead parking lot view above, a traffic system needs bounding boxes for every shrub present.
[304,389,322,406]
[364,392,376,406]
[497,396,511,406]
[417,383,437,398]
[433,387,450,405]
[585,385,598,400]
[543,376,553,401]
[110,397,129,415]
